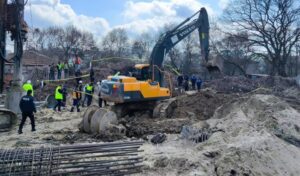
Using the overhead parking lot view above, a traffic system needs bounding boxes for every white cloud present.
[218,0,229,10]
[24,0,216,42]
[25,0,110,43]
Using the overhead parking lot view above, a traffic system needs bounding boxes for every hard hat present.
[27,80,31,84]
[79,80,82,84]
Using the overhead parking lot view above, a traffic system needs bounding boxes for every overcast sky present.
[24,0,228,41]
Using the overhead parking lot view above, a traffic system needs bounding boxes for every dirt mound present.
[207,94,300,175]
[174,90,235,120]
[205,76,297,93]
[140,93,300,176]
[121,90,234,138]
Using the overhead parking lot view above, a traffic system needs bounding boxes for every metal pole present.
[6,0,25,114]
[0,0,7,93]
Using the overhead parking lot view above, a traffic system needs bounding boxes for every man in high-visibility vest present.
[54,85,63,112]
[22,80,34,96]
[57,62,63,80]
[70,86,81,112]
[86,83,94,107]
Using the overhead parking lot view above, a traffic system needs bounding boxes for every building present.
[4,50,56,87]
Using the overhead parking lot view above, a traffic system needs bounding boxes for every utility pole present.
[0,0,7,93]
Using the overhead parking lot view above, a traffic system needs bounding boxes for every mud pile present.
[140,93,300,176]
[205,76,297,93]
[122,90,234,138]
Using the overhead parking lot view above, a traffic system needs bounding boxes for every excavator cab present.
[131,64,151,81]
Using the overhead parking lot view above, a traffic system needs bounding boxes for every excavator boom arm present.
[150,8,209,85]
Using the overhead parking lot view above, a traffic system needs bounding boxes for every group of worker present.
[53,80,106,113]
[18,77,106,134]
[48,55,82,80]
[177,74,203,91]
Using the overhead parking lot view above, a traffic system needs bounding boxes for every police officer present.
[18,90,36,134]
[22,80,34,96]
[54,85,63,112]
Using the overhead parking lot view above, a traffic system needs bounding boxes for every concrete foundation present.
[6,88,23,114]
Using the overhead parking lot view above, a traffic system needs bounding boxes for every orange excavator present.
[82,8,212,134]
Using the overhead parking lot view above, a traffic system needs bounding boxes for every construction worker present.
[64,61,69,78]
[82,83,88,107]
[191,75,197,90]
[90,67,95,83]
[22,80,33,96]
[177,75,183,87]
[86,83,94,107]
[54,85,63,112]
[183,79,189,91]
[70,86,81,112]
[62,85,68,107]
[49,63,55,80]
[97,81,107,107]
[196,77,203,91]
[18,90,36,134]
[57,61,62,79]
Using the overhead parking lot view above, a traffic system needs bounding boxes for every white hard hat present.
[27,80,31,84]
[79,80,83,84]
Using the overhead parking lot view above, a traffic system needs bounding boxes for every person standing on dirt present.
[191,75,197,90]
[57,61,63,80]
[183,79,189,91]
[49,63,55,80]
[64,61,69,79]
[82,83,88,107]
[70,86,81,112]
[196,77,203,91]
[61,85,68,108]
[90,66,95,83]
[86,82,94,107]
[97,81,107,107]
[75,70,82,85]
[18,90,36,134]
[177,75,183,87]
[54,85,63,112]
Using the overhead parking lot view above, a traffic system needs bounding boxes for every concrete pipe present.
[82,105,99,133]
[46,94,57,109]
[90,108,118,134]
[98,110,117,133]
[90,108,109,134]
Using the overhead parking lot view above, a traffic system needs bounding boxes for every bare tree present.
[26,26,98,60]
[223,0,300,76]
[131,40,146,59]
[102,28,129,57]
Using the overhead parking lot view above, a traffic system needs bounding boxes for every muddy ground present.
[0,76,299,175]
